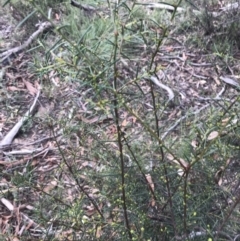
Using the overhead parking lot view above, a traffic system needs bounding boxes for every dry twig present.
[0,22,52,63]
[0,90,40,148]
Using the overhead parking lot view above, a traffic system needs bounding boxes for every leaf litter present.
[0,1,240,239]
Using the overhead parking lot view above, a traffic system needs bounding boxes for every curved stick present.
[0,90,40,147]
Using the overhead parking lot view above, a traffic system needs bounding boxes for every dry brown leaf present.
[7,86,25,92]
[165,46,174,52]
[145,174,154,192]
[36,106,49,118]
[80,116,99,124]
[213,76,221,85]
[196,80,207,88]
[225,118,238,128]
[177,168,184,177]
[55,13,60,21]
[150,197,156,207]
[54,76,60,84]
[226,159,230,166]
[168,109,177,120]
[96,226,102,238]
[207,131,219,140]
[43,180,58,193]
[5,72,15,80]
[121,119,128,127]
[92,188,100,194]
[1,198,14,210]
[166,154,189,169]
[191,140,198,149]
[221,118,230,126]
[12,237,20,241]
[81,161,96,169]
[34,80,41,90]
[56,229,74,239]
[36,103,54,118]
[182,52,187,61]
[166,153,174,161]
[106,124,117,137]
[218,177,222,186]
[22,79,37,96]
[85,205,96,216]
[49,70,60,86]
[220,76,240,87]
[25,220,34,230]
[214,167,224,186]
[179,158,189,169]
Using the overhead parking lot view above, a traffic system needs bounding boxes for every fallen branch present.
[1,198,40,230]
[70,0,97,12]
[149,76,175,103]
[137,1,239,18]
[0,89,40,147]
[137,2,200,14]
[0,135,61,151]
[145,3,186,13]
[0,198,56,237]
[0,147,57,168]
[3,147,47,156]
[0,22,52,63]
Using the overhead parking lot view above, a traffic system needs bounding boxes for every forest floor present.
[0,0,240,240]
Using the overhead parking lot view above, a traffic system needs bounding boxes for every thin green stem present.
[216,194,240,239]
[183,171,189,234]
[123,102,187,170]
[112,15,132,241]
[123,135,157,200]
[50,123,104,219]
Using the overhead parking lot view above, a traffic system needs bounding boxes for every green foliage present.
[1,0,240,240]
